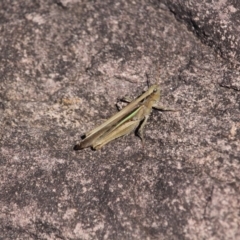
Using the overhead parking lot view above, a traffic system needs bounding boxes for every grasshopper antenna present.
[145,72,150,88]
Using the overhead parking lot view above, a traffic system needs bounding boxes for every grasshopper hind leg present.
[93,119,140,150]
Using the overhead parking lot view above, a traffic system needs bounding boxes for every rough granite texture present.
[0,0,239,239]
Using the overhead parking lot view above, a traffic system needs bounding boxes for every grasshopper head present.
[148,84,160,92]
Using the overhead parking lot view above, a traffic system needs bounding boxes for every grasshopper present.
[74,85,174,150]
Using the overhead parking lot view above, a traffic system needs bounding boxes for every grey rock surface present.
[163,0,240,69]
[0,0,239,239]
